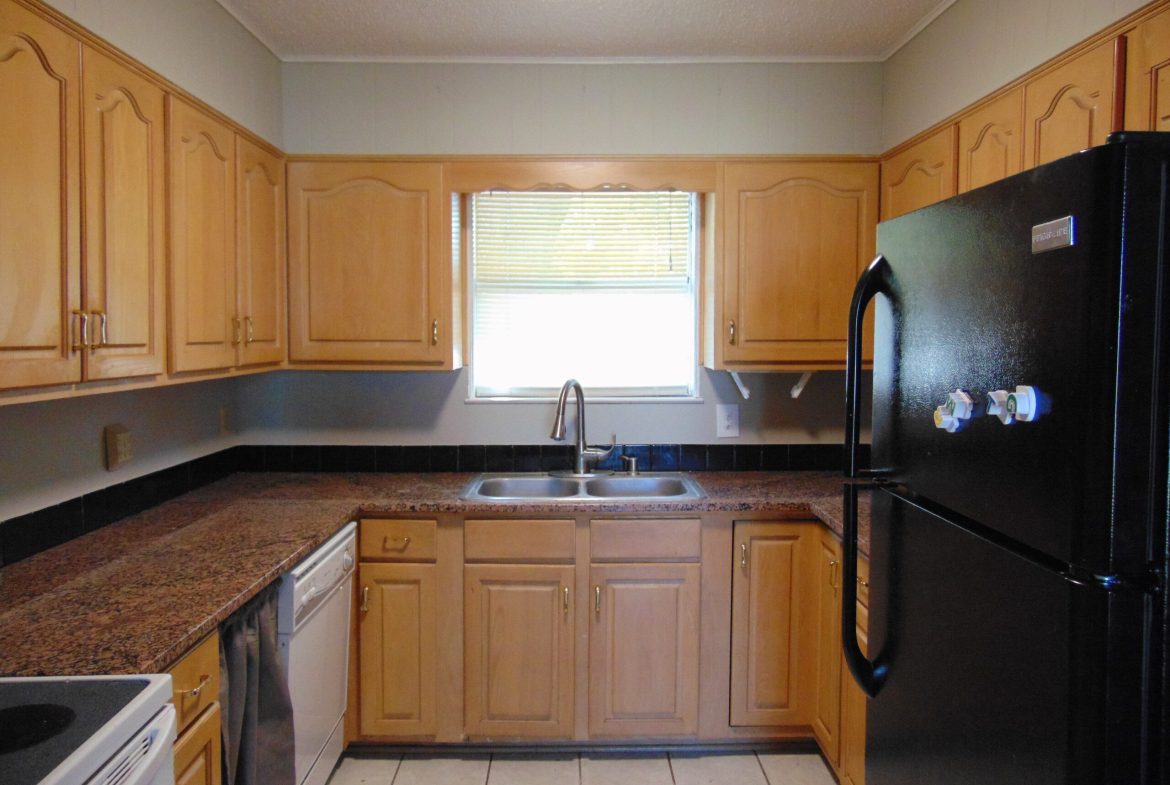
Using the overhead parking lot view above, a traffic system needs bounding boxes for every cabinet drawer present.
[360,519,437,561]
[464,519,574,562]
[169,632,220,734]
[590,518,700,561]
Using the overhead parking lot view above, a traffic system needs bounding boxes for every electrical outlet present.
[716,404,740,438]
[103,424,133,470]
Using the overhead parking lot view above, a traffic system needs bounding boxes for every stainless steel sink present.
[461,473,705,502]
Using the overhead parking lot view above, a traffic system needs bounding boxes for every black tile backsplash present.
[0,442,867,567]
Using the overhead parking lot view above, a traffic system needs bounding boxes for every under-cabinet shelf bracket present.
[790,371,814,399]
[728,371,751,400]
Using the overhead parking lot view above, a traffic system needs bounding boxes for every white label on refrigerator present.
[1031,216,1075,253]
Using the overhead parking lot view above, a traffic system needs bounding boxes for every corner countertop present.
[0,471,868,677]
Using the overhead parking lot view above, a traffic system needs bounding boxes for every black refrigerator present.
[841,132,1170,785]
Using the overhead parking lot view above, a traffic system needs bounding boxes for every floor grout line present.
[754,750,773,785]
[578,752,583,785]
[485,752,493,785]
[666,751,677,785]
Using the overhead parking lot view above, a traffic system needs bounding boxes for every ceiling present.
[216,0,955,63]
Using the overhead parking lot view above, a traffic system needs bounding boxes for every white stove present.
[0,674,176,785]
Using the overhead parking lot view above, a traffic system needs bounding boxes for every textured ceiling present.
[216,0,954,62]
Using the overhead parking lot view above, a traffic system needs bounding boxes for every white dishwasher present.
[277,521,357,785]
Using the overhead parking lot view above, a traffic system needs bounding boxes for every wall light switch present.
[104,424,133,470]
[716,404,740,438]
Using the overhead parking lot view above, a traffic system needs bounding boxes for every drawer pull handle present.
[182,674,210,699]
[360,585,369,613]
[857,577,869,589]
[563,586,570,615]
[383,536,411,551]
[594,585,601,616]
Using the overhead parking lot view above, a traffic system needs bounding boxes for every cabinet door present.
[720,162,878,368]
[1024,39,1122,168]
[167,96,236,373]
[81,46,166,381]
[174,703,222,785]
[287,161,450,366]
[0,0,81,390]
[730,522,814,727]
[880,125,957,220]
[958,88,1024,193]
[812,532,843,767]
[358,562,437,737]
[464,564,574,738]
[1124,5,1170,132]
[235,136,285,367]
[840,563,869,785]
[589,562,700,737]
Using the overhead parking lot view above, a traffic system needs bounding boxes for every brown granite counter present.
[0,471,869,677]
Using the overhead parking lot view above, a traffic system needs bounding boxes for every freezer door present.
[871,137,1170,574]
[865,489,1152,785]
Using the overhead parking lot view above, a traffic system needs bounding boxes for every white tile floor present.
[326,751,836,785]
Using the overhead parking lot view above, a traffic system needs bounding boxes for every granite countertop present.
[0,471,869,677]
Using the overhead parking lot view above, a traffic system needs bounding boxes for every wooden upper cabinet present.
[1024,38,1123,168]
[0,0,81,390]
[1125,5,1170,132]
[235,137,285,368]
[167,96,236,373]
[718,161,878,369]
[958,87,1024,193]
[880,125,958,221]
[81,46,166,381]
[287,161,451,367]
[730,521,814,728]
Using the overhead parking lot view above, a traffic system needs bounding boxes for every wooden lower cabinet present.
[812,529,843,767]
[464,564,575,738]
[730,521,815,727]
[358,561,437,737]
[588,562,700,737]
[839,556,871,785]
[174,701,222,785]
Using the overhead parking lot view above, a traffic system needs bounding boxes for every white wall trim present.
[877,0,960,61]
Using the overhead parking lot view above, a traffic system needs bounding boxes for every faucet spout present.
[549,379,614,476]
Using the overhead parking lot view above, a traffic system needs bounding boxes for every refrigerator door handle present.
[842,253,892,698]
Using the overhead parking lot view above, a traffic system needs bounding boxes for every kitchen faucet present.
[549,379,615,477]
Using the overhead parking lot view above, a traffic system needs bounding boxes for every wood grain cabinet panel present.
[1024,38,1123,168]
[812,530,843,768]
[174,701,222,785]
[958,88,1024,193]
[0,0,82,390]
[588,562,700,737]
[81,45,166,381]
[358,562,437,737]
[880,125,958,221]
[464,564,574,738]
[1125,5,1170,132]
[235,136,285,367]
[287,161,451,367]
[730,522,815,728]
[839,556,870,785]
[167,96,237,373]
[719,162,878,369]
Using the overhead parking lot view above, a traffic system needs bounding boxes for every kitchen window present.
[469,190,698,399]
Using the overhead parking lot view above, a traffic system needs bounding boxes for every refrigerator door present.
[871,136,1170,575]
[865,488,1151,785]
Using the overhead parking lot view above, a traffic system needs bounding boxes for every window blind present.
[471,191,697,398]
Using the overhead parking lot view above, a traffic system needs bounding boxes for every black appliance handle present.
[842,253,891,698]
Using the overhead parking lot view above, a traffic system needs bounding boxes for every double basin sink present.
[461,472,705,502]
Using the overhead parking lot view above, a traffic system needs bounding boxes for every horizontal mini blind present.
[471,191,697,398]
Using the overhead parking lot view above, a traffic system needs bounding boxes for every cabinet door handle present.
[857,576,869,589]
[431,319,439,345]
[728,319,736,345]
[181,674,211,699]
[829,559,840,590]
[563,586,570,615]
[245,316,255,345]
[383,536,411,552]
[594,585,601,616]
[93,311,107,351]
[72,310,89,352]
[231,316,242,346]
[360,585,369,613]
[740,542,748,570]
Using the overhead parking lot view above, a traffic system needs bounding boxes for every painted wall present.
[42,0,282,144]
[0,381,238,520]
[282,61,884,155]
[881,0,1147,149]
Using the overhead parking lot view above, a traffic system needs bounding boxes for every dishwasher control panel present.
[277,521,357,634]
